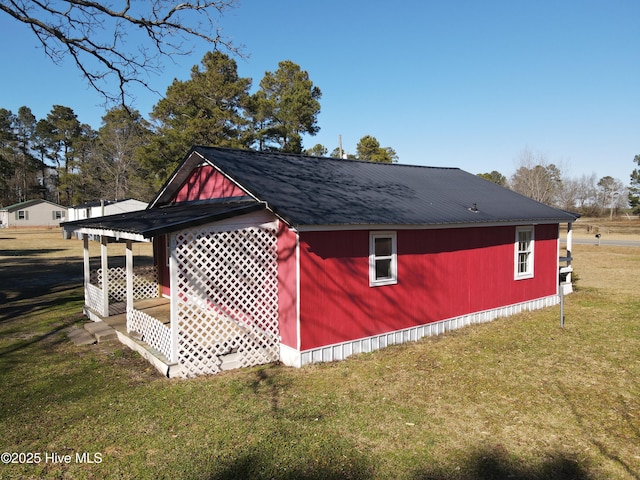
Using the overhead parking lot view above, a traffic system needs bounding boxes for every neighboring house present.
[0,199,67,228]
[67,199,148,221]
[65,199,147,240]
[62,146,578,378]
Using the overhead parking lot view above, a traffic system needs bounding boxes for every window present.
[515,226,534,279]
[52,210,64,220]
[369,231,397,286]
[17,210,26,220]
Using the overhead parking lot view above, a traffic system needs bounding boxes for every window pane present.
[518,252,529,273]
[375,258,392,279]
[375,237,392,256]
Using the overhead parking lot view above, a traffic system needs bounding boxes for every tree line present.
[478,147,640,217]
[3,1,637,216]
[0,52,635,215]
[0,52,396,207]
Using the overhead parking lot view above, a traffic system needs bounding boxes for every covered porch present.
[78,230,180,375]
[62,200,281,378]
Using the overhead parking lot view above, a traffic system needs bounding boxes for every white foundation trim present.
[279,294,560,367]
[280,343,302,368]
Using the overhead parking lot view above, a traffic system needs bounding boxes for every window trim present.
[369,231,397,287]
[514,226,535,280]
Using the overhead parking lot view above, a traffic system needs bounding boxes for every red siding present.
[298,225,559,350]
[276,222,298,348]
[171,165,246,202]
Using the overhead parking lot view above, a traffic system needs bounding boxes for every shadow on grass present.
[0,248,66,257]
[556,383,640,480]
[206,443,373,480]
[412,445,593,480]
[248,364,294,414]
[0,285,83,323]
[203,442,593,480]
[0,307,83,358]
[0,256,84,310]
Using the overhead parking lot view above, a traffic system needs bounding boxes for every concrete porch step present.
[83,321,117,342]
[67,327,97,346]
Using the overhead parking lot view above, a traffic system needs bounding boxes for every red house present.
[63,147,578,377]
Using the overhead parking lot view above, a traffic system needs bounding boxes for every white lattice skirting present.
[128,308,173,361]
[280,294,560,368]
[174,224,279,377]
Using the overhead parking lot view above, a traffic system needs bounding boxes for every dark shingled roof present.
[62,199,264,238]
[156,146,578,228]
[65,147,579,237]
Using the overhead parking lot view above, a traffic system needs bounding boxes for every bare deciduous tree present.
[510,147,562,205]
[597,176,626,219]
[1,0,240,105]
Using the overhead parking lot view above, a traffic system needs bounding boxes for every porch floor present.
[102,297,171,333]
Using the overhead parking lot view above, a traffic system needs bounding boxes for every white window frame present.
[514,226,535,280]
[369,231,397,287]
[17,210,26,220]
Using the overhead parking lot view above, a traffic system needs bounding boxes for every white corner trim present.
[280,343,302,368]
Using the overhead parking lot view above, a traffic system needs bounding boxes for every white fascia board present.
[70,227,148,242]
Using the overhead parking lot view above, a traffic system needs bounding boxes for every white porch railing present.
[86,266,159,317]
[85,283,107,317]
[127,308,173,361]
[93,265,158,302]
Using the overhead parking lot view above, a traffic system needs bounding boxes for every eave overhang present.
[62,199,266,241]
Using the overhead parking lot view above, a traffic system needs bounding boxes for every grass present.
[0,229,639,479]
[572,216,640,237]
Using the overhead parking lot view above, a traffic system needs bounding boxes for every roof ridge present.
[193,145,460,171]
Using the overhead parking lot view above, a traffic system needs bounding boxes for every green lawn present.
[0,230,639,479]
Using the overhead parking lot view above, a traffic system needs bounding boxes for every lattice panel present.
[93,266,158,303]
[128,308,172,361]
[174,225,279,377]
[85,283,106,317]
[132,266,159,300]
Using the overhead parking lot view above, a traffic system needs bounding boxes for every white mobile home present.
[0,199,67,228]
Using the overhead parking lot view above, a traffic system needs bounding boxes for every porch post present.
[126,240,134,329]
[566,222,573,283]
[169,233,179,364]
[100,235,109,317]
[83,234,90,305]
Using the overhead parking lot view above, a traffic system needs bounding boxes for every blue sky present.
[1,0,638,184]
